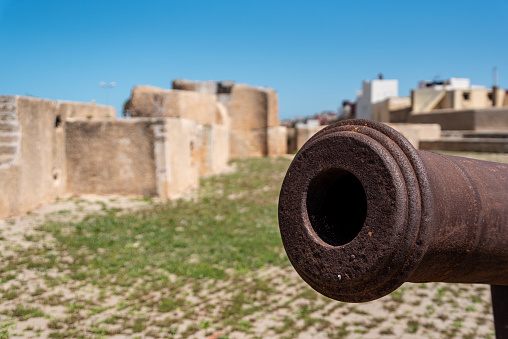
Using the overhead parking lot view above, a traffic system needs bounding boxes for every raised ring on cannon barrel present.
[278,119,508,303]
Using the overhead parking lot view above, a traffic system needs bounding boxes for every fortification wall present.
[1,79,282,219]
[129,86,224,126]
[0,96,114,218]
[296,125,326,150]
[66,119,159,197]
[58,101,115,119]
[268,126,287,157]
[172,79,287,158]
[195,124,230,177]
[66,117,229,200]
[408,107,508,131]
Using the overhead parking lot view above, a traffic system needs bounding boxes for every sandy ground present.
[0,195,496,338]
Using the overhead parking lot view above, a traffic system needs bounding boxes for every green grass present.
[41,158,291,285]
[11,304,46,320]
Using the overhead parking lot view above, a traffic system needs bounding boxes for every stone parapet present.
[66,119,160,197]
[0,96,116,219]
[385,123,441,149]
[171,79,286,158]
[408,107,508,131]
[129,86,222,126]
[296,125,326,150]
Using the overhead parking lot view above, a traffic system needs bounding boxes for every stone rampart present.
[408,107,508,131]
[296,125,326,150]
[66,117,225,199]
[172,79,287,158]
[0,93,232,219]
[0,96,114,219]
[1,78,288,219]
[129,86,225,126]
[66,119,160,197]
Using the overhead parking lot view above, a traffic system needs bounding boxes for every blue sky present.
[0,0,507,119]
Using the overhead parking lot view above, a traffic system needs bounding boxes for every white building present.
[356,79,399,120]
[417,78,485,90]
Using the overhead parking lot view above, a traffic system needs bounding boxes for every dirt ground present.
[0,195,496,339]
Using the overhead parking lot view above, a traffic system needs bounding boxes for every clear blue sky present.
[1,0,507,119]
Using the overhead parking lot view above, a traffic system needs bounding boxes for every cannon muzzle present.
[279,119,508,303]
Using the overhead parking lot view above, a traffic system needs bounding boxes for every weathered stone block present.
[386,123,441,149]
[130,86,220,126]
[296,125,325,150]
[66,119,158,197]
[58,101,114,119]
[267,126,287,157]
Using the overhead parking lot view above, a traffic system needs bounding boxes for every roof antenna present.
[492,67,498,107]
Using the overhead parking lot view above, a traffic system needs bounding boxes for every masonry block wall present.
[66,117,219,199]
[408,107,508,131]
[0,96,114,219]
[129,86,227,126]
[0,78,284,218]
[66,119,160,197]
[0,92,231,219]
[172,79,287,158]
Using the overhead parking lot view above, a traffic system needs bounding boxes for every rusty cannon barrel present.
[278,119,508,303]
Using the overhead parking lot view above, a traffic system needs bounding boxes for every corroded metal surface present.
[278,119,508,303]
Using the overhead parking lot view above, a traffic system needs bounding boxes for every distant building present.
[418,77,476,90]
[339,100,355,120]
[372,96,411,122]
[412,77,506,113]
[409,77,508,134]
[356,79,399,120]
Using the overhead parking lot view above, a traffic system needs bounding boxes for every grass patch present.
[41,158,291,285]
[11,304,46,320]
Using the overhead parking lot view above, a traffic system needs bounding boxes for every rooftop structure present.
[356,79,399,120]
[412,78,505,114]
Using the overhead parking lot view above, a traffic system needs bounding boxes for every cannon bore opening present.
[306,168,367,246]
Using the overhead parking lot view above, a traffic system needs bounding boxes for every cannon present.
[278,119,508,337]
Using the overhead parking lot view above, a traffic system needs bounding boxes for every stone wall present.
[66,119,159,197]
[385,123,441,149]
[371,97,411,122]
[408,107,508,131]
[0,78,288,219]
[226,84,277,157]
[58,101,115,119]
[65,117,229,200]
[286,128,297,154]
[267,126,287,157]
[195,124,230,177]
[296,125,326,150]
[0,96,114,219]
[172,79,287,158]
[129,86,226,126]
